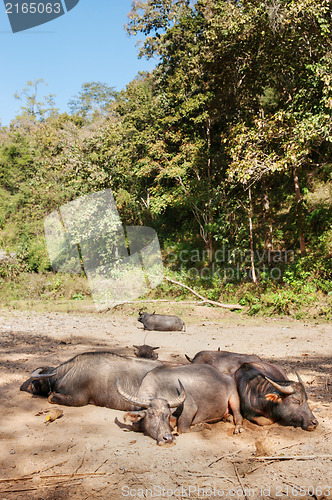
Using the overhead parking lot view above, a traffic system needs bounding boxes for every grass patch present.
[0,269,330,322]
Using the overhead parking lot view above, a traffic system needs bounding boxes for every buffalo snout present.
[157,431,175,446]
[303,416,318,431]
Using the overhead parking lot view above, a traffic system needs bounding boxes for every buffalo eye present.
[293,398,301,405]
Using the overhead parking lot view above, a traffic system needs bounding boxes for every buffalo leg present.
[228,393,244,434]
[48,392,88,406]
[176,396,198,433]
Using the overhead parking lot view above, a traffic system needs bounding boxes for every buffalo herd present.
[20,313,318,446]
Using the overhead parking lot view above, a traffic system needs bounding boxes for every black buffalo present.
[20,352,183,445]
[185,350,263,376]
[138,311,185,332]
[133,344,159,360]
[234,361,318,431]
[117,363,244,435]
[20,352,161,409]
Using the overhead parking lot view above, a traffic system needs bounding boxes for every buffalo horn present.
[265,376,294,395]
[167,380,186,408]
[30,368,56,380]
[116,379,152,408]
[295,371,305,385]
[116,379,186,409]
[31,368,44,377]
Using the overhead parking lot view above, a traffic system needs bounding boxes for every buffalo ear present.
[153,347,160,350]
[124,411,146,424]
[20,380,33,392]
[265,393,283,403]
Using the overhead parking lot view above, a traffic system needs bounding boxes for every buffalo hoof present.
[233,425,245,434]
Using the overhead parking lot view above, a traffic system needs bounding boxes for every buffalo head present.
[116,379,186,445]
[133,345,159,360]
[20,367,55,396]
[264,373,318,431]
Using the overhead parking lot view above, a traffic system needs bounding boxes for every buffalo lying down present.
[20,352,162,409]
[133,344,159,360]
[117,364,244,435]
[234,361,318,431]
[138,311,185,332]
[20,352,183,445]
[20,351,244,444]
[185,350,263,376]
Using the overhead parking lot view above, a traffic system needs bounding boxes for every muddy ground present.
[0,304,331,499]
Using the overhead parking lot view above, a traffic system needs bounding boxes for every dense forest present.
[0,0,331,318]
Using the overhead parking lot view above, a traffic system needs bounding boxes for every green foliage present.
[0,272,91,304]
[14,79,58,121]
[68,82,118,122]
[0,2,331,320]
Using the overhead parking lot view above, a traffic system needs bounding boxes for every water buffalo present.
[133,344,159,360]
[117,380,186,446]
[138,311,186,332]
[20,351,162,409]
[117,364,244,436]
[20,352,184,445]
[233,361,318,431]
[185,350,263,376]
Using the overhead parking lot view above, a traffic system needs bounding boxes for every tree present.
[14,79,58,121]
[68,82,118,121]
[125,0,332,273]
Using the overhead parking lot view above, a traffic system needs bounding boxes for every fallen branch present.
[0,479,83,494]
[0,472,106,484]
[24,459,69,478]
[277,442,305,453]
[74,452,85,474]
[164,277,243,310]
[242,460,275,476]
[0,488,38,494]
[208,445,252,467]
[94,459,108,473]
[232,454,332,462]
[233,463,249,500]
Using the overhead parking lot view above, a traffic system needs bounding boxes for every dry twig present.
[232,454,332,462]
[242,460,275,477]
[164,277,243,310]
[208,445,252,467]
[0,472,106,484]
[233,463,250,500]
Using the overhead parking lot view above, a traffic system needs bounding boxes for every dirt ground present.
[0,303,331,500]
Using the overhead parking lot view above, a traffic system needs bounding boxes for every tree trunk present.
[248,185,258,284]
[262,183,273,262]
[293,167,306,256]
[205,118,213,256]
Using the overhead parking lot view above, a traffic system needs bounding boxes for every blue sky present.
[0,0,157,126]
